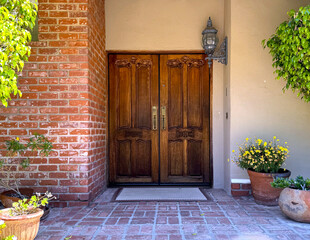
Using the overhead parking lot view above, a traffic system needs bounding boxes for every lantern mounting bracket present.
[205,37,228,68]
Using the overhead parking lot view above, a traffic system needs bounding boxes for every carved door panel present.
[109,55,159,183]
[160,55,210,183]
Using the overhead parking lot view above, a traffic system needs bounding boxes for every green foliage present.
[231,137,289,173]
[0,134,53,197]
[4,133,53,165]
[28,133,53,157]
[10,192,55,216]
[272,175,310,190]
[263,5,310,102]
[0,0,37,107]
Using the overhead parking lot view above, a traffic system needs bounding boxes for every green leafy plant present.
[0,0,37,107]
[272,175,310,190]
[231,137,289,173]
[9,192,55,216]
[262,5,310,102]
[0,133,53,198]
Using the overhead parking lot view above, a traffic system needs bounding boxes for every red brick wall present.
[87,0,107,201]
[231,183,252,197]
[0,0,107,207]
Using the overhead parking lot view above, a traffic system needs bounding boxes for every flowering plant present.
[231,137,289,173]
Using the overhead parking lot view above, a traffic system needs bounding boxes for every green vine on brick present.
[263,5,310,102]
[0,0,37,107]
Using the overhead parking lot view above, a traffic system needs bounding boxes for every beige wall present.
[229,0,310,179]
[106,0,224,50]
[106,0,226,188]
[223,0,231,192]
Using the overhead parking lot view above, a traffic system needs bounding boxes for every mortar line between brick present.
[151,202,159,240]
[210,192,237,239]
[85,202,119,240]
[58,207,93,240]
[122,202,139,240]
[197,201,215,240]
[177,202,186,240]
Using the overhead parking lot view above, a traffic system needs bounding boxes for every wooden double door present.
[109,54,211,185]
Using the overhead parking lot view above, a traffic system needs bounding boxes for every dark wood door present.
[160,55,210,183]
[109,55,159,183]
[109,54,210,185]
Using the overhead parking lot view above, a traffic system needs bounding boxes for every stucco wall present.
[223,0,231,192]
[229,0,310,179]
[106,0,226,188]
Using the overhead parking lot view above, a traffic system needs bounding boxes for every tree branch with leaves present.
[263,5,310,102]
[0,0,37,107]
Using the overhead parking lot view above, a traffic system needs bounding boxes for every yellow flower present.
[264,142,267,147]
[227,159,230,162]
[16,137,19,141]
[285,142,287,144]
[246,138,249,142]
[232,150,235,153]
[273,136,276,139]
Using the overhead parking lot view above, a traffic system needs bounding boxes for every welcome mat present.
[114,187,207,201]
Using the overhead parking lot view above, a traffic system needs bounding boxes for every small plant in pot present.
[0,192,55,240]
[272,176,310,223]
[0,133,53,208]
[231,137,291,205]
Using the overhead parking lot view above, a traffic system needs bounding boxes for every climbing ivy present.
[263,5,310,102]
[0,0,37,107]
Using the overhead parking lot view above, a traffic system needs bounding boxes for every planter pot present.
[247,169,291,206]
[0,208,43,240]
[279,188,310,223]
[0,188,34,208]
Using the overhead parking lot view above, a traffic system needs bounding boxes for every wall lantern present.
[202,17,228,68]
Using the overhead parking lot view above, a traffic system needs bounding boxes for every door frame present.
[107,50,213,187]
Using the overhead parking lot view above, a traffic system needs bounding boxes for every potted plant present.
[231,137,291,205]
[0,134,53,208]
[272,176,310,223]
[0,192,55,240]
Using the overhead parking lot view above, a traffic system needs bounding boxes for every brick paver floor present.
[36,188,310,240]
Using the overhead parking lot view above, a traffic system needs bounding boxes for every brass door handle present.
[152,106,158,130]
[161,106,166,130]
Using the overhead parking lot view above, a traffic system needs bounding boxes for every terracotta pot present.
[279,188,310,223]
[0,188,34,208]
[247,169,291,206]
[0,208,43,240]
